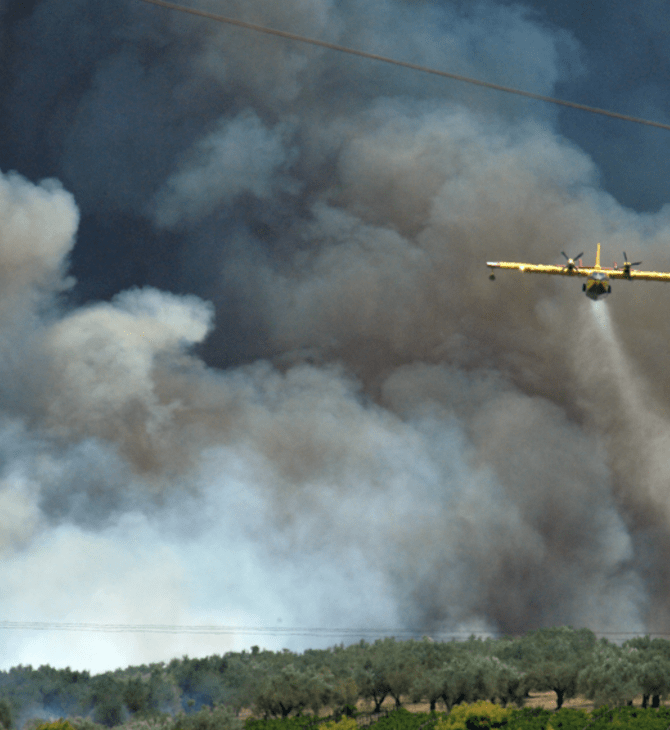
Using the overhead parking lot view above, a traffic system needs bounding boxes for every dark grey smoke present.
[0,0,668,672]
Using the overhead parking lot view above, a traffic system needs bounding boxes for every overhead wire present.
[138,0,670,133]
[0,622,494,636]
[0,621,667,638]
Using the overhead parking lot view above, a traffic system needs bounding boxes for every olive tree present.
[623,636,670,708]
[522,627,596,709]
[578,644,639,708]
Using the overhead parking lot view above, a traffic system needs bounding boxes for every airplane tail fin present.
[595,242,601,269]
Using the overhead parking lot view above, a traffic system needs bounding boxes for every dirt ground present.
[240,692,670,720]
[372,692,670,713]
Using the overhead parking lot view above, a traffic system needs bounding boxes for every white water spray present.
[581,302,670,519]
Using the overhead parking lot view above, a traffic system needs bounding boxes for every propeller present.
[561,251,584,271]
[622,251,642,278]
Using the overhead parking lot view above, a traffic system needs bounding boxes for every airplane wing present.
[603,268,670,281]
[486,262,594,277]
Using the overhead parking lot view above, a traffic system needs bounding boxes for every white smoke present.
[154,112,298,228]
[0,0,669,673]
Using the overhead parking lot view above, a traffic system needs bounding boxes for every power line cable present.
[0,621,667,637]
[0,622,488,636]
[139,0,670,133]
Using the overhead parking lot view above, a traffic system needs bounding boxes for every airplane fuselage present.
[582,270,611,300]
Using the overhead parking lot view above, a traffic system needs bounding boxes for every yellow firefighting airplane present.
[487,243,670,300]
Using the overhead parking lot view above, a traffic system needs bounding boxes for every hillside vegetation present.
[1,629,669,730]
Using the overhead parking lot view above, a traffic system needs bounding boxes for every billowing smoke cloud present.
[0,0,669,673]
[154,111,298,228]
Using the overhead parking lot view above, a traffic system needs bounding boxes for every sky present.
[1,0,670,674]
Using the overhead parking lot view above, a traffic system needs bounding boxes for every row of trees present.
[242,629,670,716]
[1,628,670,727]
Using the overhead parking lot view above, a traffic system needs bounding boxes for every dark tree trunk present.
[652,695,660,708]
[429,699,436,712]
[554,689,565,711]
[372,695,386,714]
[642,694,649,709]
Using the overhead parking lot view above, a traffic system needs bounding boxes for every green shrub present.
[0,700,12,730]
[173,705,242,730]
[587,706,670,730]
[35,721,78,730]
[245,717,320,730]
[120,714,175,730]
[67,717,106,730]
[319,719,357,730]
[436,701,510,730]
[545,708,588,730]
[504,707,550,730]
[367,709,440,730]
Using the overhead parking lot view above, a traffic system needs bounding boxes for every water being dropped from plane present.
[580,302,670,521]
[590,302,641,401]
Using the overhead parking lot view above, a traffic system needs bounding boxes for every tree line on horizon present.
[0,628,669,729]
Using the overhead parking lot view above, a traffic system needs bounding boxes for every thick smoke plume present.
[0,0,669,672]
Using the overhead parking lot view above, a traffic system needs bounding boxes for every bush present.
[173,705,242,730]
[319,719,358,730]
[587,706,670,730]
[0,700,12,730]
[118,714,174,730]
[504,707,549,730]
[245,718,319,730]
[436,702,510,730]
[370,709,443,730]
[94,700,126,727]
[35,722,78,730]
[544,708,588,730]
[68,718,106,730]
